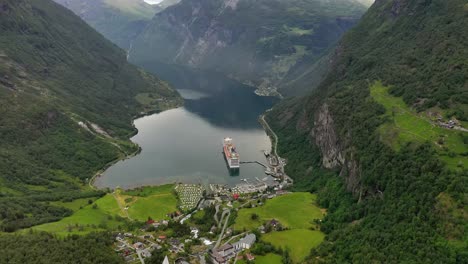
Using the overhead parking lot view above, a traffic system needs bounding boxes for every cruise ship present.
[223,137,240,169]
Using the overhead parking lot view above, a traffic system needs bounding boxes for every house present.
[258,225,265,233]
[211,252,228,264]
[141,249,152,258]
[269,219,280,227]
[190,227,199,238]
[133,242,144,249]
[201,238,213,246]
[217,243,235,257]
[233,234,256,251]
[162,255,170,264]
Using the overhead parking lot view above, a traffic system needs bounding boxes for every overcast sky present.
[144,0,163,4]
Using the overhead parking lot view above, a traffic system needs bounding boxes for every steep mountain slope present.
[53,0,159,49]
[267,0,467,262]
[0,0,180,232]
[129,0,367,96]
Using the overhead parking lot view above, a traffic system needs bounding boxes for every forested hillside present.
[129,0,367,96]
[267,0,467,262]
[0,232,123,264]
[0,0,180,232]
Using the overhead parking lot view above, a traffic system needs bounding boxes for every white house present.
[233,233,256,251]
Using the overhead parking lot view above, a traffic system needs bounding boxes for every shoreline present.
[91,100,279,192]
[89,102,184,190]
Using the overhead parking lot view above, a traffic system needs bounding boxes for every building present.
[211,244,235,264]
[233,234,256,251]
[162,255,170,264]
[217,243,235,257]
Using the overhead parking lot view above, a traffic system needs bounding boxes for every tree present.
[251,213,259,220]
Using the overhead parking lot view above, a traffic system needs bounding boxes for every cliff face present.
[130,0,367,96]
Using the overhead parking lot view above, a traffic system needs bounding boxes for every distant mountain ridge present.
[53,0,159,49]
[129,0,367,96]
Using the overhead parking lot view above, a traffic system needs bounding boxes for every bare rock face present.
[312,103,362,194]
[313,103,344,169]
[340,156,361,194]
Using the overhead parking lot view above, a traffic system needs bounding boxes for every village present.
[113,181,292,264]
[112,142,295,264]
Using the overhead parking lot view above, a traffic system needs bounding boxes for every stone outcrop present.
[311,103,361,194]
[313,103,344,169]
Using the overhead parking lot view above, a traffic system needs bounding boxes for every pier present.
[240,161,267,168]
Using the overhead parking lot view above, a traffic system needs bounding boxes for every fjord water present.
[95,64,277,189]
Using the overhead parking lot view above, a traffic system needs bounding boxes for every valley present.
[0,0,467,263]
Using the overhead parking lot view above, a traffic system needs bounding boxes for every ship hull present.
[223,148,240,169]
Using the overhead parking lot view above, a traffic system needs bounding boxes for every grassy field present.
[234,193,325,263]
[371,81,468,170]
[117,184,178,221]
[263,229,325,263]
[32,185,178,235]
[33,194,123,236]
[255,253,283,264]
[234,192,324,231]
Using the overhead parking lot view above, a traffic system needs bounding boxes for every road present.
[136,250,145,264]
[214,204,220,225]
[260,112,278,157]
[218,209,229,228]
[215,210,231,248]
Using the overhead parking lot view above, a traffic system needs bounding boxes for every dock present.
[240,161,267,168]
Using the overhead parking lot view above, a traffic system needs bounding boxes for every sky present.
[144,0,163,4]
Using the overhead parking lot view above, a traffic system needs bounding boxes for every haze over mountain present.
[268,0,467,262]
[129,0,368,96]
[0,0,179,235]
[53,0,159,49]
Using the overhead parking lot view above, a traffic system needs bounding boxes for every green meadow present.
[33,194,122,236]
[234,192,325,263]
[31,185,178,235]
[254,253,283,264]
[371,82,468,169]
[234,192,324,231]
[263,229,325,263]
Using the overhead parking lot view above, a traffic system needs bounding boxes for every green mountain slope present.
[0,0,180,232]
[53,0,159,49]
[129,0,367,96]
[267,0,467,262]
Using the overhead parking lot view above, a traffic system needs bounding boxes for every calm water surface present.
[95,64,277,189]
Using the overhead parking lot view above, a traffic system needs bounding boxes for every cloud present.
[144,0,163,4]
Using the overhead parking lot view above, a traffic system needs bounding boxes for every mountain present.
[53,0,159,49]
[157,0,181,9]
[129,0,368,96]
[267,0,467,262]
[0,0,180,233]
